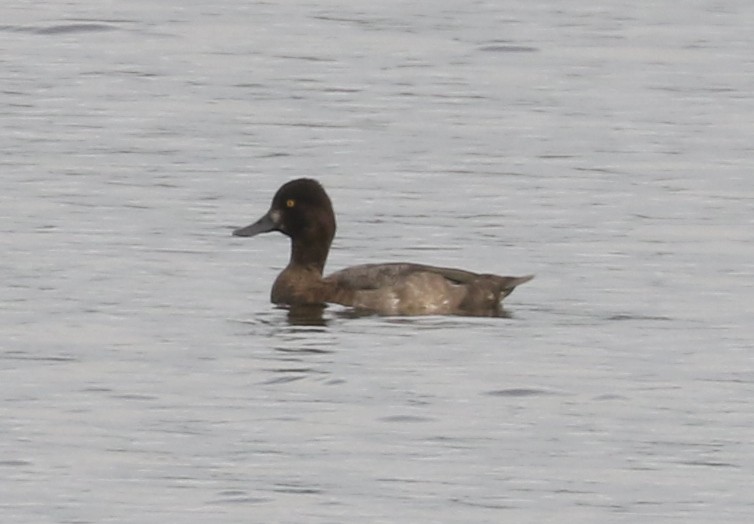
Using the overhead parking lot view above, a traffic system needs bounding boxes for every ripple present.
[478,44,539,53]
[272,483,323,495]
[606,314,674,322]
[593,393,628,401]
[379,415,435,423]
[0,460,32,467]
[36,23,118,35]
[485,388,555,397]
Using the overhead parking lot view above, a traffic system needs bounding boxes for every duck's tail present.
[495,274,534,300]
[456,274,534,315]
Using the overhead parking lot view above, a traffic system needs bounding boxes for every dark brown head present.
[233,178,336,272]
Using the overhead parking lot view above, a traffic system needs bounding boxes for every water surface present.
[2,1,753,522]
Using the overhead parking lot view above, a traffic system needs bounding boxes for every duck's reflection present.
[283,304,329,326]
[282,303,377,326]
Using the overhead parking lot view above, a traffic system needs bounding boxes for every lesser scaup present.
[232,178,533,316]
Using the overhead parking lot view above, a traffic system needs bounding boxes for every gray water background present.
[2,1,753,522]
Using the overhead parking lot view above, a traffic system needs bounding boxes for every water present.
[2,1,753,522]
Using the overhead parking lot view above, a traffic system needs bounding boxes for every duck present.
[232,178,533,316]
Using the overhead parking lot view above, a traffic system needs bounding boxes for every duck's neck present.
[288,231,332,275]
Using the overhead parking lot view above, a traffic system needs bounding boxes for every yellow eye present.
[286,199,296,208]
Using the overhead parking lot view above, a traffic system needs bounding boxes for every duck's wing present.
[325,263,533,316]
[325,263,439,290]
[325,262,528,289]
